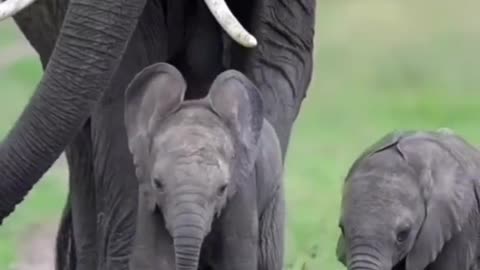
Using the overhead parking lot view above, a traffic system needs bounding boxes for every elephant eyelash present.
[217,184,227,196]
[396,228,410,243]
[153,178,165,191]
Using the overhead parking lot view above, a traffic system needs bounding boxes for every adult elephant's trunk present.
[1,0,257,48]
[170,199,209,270]
[0,0,147,223]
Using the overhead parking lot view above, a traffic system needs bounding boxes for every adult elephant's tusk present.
[204,0,257,48]
[0,0,37,21]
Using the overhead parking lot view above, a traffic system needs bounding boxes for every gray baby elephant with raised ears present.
[336,129,480,270]
[124,63,285,270]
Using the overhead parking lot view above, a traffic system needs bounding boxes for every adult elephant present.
[0,0,315,269]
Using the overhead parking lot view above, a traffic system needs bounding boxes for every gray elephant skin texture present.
[0,0,315,269]
[336,130,480,270]
[124,63,285,270]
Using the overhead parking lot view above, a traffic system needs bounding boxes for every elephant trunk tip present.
[173,231,205,270]
[175,252,201,270]
[347,252,391,270]
[174,244,202,270]
[171,207,208,269]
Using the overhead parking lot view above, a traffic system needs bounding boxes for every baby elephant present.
[124,63,285,270]
[336,129,480,270]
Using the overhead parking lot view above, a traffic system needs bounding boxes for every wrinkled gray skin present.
[124,63,285,270]
[0,0,314,269]
[336,130,480,270]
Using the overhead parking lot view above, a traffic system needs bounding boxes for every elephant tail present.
[55,196,76,270]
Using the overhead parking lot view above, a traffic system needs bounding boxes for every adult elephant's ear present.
[124,63,186,180]
[208,70,264,178]
[345,130,413,180]
[399,134,479,270]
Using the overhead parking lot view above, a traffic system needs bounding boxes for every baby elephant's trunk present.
[348,242,391,270]
[172,202,208,270]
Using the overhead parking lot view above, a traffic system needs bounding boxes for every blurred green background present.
[1,0,479,269]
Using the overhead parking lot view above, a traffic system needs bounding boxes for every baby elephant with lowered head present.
[336,129,480,270]
[124,63,285,270]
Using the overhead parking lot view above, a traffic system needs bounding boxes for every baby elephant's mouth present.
[392,258,406,270]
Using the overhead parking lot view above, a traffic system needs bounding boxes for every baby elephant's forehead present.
[152,132,232,184]
[156,126,233,156]
[348,172,418,193]
[152,108,235,158]
[344,173,422,213]
[173,157,230,180]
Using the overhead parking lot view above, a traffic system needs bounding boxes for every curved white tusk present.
[204,0,257,48]
[0,0,37,22]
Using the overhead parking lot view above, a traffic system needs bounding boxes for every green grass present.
[0,21,20,47]
[0,178,66,264]
[1,0,480,269]
[285,0,480,269]
[0,45,67,266]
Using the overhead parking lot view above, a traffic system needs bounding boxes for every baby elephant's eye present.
[217,184,228,196]
[396,228,410,243]
[153,178,164,191]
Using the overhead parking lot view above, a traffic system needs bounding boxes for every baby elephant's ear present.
[208,70,264,174]
[336,234,347,266]
[400,134,479,270]
[124,63,186,180]
[345,130,412,180]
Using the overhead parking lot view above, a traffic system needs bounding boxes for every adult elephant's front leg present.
[55,194,76,270]
[212,184,259,270]
[244,0,316,157]
[90,4,169,268]
[91,103,139,270]
[130,185,175,270]
[64,121,98,270]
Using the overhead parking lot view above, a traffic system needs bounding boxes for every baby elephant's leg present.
[258,187,285,270]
